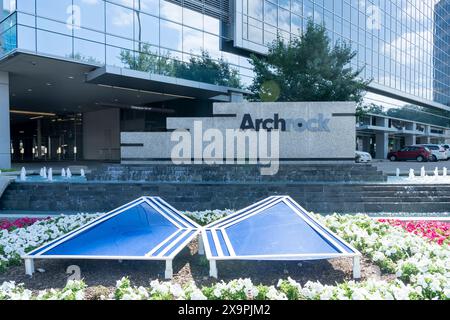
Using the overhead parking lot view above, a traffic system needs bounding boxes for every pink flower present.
[0,217,44,231]
[379,219,450,246]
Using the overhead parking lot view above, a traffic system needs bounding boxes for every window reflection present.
[237,0,450,103]
[73,0,105,32]
[36,0,71,22]
[106,2,134,39]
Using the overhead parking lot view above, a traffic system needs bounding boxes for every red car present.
[387,146,432,162]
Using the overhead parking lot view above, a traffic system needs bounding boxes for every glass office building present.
[435,0,450,106]
[234,0,450,157]
[0,0,450,167]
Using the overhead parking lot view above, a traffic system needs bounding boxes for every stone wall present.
[2,182,449,214]
[121,101,356,164]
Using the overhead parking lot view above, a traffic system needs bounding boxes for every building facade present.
[0,0,450,168]
[435,0,450,106]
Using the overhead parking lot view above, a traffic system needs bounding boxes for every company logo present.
[240,113,331,132]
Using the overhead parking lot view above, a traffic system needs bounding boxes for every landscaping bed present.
[0,212,449,300]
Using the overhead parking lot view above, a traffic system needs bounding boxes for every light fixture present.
[10,110,56,117]
[30,116,44,120]
[96,84,196,100]
[27,89,33,92]
[98,102,175,114]
[46,82,52,86]
[68,76,75,79]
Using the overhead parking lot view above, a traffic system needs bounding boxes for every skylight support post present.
[209,260,218,278]
[165,259,173,279]
[198,234,205,255]
[353,256,361,279]
[25,258,34,276]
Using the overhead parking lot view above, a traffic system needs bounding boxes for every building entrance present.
[10,112,82,163]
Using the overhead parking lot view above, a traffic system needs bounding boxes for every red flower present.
[379,219,450,246]
[0,217,43,231]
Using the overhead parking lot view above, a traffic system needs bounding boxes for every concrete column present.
[37,119,42,158]
[375,132,389,159]
[362,136,371,152]
[405,135,416,146]
[0,72,11,169]
[424,126,431,143]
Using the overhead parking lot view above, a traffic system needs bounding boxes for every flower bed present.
[0,217,44,231]
[0,212,449,300]
[379,219,450,246]
[0,214,98,271]
[184,209,233,225]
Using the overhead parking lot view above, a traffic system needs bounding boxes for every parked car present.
[441,144,450,159]
[415,144,447,161]
[387,146,433,162]
[355,151,372,163]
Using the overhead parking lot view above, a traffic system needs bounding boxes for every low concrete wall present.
[0,176,13,199]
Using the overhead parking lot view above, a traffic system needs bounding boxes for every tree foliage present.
[119,44,174,76]
[120,45,241,88]
[174,51,242,88]
[249,20,370,102]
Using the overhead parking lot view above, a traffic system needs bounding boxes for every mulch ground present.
[0,239,395,299]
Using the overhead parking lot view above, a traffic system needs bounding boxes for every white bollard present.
[396,168,400,177]
[444,167,448,177]
[409,169,415,179]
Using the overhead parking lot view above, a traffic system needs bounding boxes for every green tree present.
[120,44,175,76]
[173,51,242,88]
[121,46,242,88]
[249,20,370,102]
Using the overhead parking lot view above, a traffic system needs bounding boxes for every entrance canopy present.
[202,196,361,278]
[22,196,200,279]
